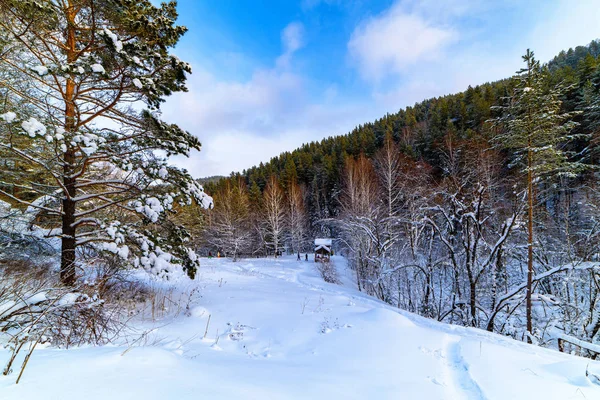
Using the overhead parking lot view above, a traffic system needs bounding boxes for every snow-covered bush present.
[316,260,339,284]
[0,259,128,380]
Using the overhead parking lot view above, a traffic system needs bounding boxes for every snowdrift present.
[1,255,599,399]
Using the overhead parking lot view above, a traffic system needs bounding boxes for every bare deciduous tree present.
[263,175,286,257]
[287,180,307,254]
[207,178,251,261]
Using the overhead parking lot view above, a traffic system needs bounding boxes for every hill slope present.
[206,40,600,225]
[2,256,600,399]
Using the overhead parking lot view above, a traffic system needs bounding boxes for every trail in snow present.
[442,335,487,400]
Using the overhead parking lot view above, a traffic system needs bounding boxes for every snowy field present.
[2,255,600,400]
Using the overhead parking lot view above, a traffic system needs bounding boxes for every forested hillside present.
[201,41,600,351]
[207,40,600,225]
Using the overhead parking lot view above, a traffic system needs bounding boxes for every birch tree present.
[287,180,307,254]
[207,178,251,261]
[263,175,286,257]
[337,155,383,296]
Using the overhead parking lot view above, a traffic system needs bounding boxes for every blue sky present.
[161,0,600,177]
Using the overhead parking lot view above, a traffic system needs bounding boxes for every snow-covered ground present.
[2,255,600,399]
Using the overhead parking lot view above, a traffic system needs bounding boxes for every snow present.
[101,242,129,260]
[314,238,332,246]
[134,197,164,222]
[0,196,62,252]
[73,132,104,155]
[2,255,600,399]
[138,247,178,277]
[0,111,16,123]
[157,166,168,179]
[25,194,59,216]
[25,292,47,305]
[117,245,129,259]
[553,332,600,354]
[91,64,105,74]
[31,65,48,76]
[104,28,123,52]
[21,117,46,137]
[58,293,81,306]
[132,78,143,89]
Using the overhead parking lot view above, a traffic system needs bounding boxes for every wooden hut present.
[314,238,332,262]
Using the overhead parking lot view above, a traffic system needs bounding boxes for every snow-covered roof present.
[314,244,331,253]
[314,238,332,246]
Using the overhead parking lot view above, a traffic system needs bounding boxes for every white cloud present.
[277,22,305,68]
[348,3,457,81]
[399,0,491,22]
[162,23,375,178]
[282,22,304,54]
[349,0,600,112]
[161,0,600,179]
[163,66,375,177]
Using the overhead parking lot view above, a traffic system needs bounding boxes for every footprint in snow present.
[419,346,444,360]
[428,376,446,386]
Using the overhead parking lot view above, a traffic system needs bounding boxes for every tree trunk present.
[488,246,503,332]
[61,3,78,286]
[526,146,534,342]
[356,250,362,292]
[60,180,77,286]
[423,269,431,316]
[469,279,477,327]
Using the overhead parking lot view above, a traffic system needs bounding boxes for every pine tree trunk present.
[61,182,77,286]
[61,3,78,286]
[526,146,534,342]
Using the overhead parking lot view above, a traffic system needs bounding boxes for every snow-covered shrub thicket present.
[334,107,600,354]
[0,0,212,285]
[316,260,339,284]
[0,259,127,380]
[205,178,252,261]
[201,173,311,261]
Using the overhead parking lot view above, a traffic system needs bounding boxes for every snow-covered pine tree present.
[493,49,585,340]
[0,0,212,284]
[582,65,600,163]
